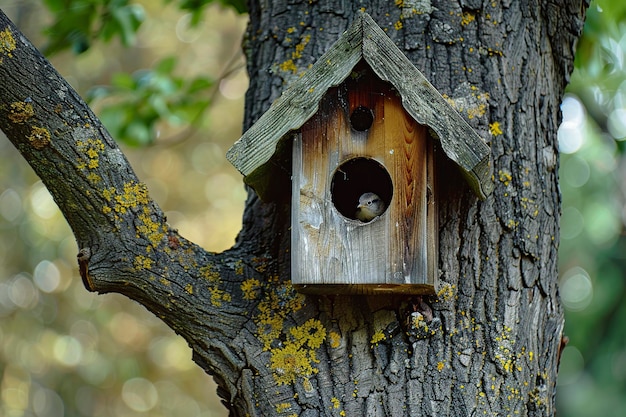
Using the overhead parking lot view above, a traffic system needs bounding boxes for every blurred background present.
[1,1,246,416]
[0,0,624,416]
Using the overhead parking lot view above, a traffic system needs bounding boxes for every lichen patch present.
[28,126,51,149]
[0,28,16,60]
[8,101,34,123]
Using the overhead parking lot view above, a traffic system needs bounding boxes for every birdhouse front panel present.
[291,66,437,294]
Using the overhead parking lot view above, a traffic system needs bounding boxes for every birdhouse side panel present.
[381,96,430,285]
[426,139,438,288]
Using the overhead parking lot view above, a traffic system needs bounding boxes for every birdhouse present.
[227,12,493,295]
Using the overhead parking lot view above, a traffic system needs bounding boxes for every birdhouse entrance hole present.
[330,157,393,222]
[350,106,374,131]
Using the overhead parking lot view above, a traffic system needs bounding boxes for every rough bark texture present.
[0,1,586,416]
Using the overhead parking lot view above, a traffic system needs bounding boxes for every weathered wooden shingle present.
[227,11,493,199]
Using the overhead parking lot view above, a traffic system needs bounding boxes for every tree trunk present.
[0,1,586,416]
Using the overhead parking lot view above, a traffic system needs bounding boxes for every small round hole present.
[330,157,392,222]
[350,106,374,131]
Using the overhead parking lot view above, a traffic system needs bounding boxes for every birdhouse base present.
[294,283,435,296]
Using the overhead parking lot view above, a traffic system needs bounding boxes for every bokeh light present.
[559,267,594,312]
[558,96,586,154]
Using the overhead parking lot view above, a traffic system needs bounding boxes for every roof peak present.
[227,11,492,200]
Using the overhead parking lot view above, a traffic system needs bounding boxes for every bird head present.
[355,192,385,222]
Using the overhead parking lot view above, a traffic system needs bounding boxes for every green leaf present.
[100,1,145,45]
[111,72,137,90]
[88,55,217,146]
[124,121,153,146]
[188,77,214,94]
[219,0,247,13]
[156,56,178,74]
[41,0,144,55]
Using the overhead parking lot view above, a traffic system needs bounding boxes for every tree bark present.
[0,1,586,416]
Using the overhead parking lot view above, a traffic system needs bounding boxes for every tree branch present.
[0,8,249,392]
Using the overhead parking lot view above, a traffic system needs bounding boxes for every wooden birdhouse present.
[227,12,493,295]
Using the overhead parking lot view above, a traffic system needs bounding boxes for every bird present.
[355,192,385,222]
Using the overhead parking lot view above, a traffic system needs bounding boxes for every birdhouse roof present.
[227,11,493,200]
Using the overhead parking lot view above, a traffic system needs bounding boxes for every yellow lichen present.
[394,20,403,30]
[289,318,326,349]
[270,342,317,386]
[76,138,105,175]
[411,312,425,329]
[8,101,34,123]
[185,283,193,294]
[467,101,487,119]
[498,170,512,186]
[278,34,312,75]
[280,59,297,74]
[437,283,454,301]
[494,326,518,373]
[437,361,445,371]
[370,330,386,346]
[258,313,284,350]
[241,278,261,300]
[28,126,51,149]
[461,12,476,26]
[302,377,314,392]
[134,255,154,270]
[86,172,101,183]
[137,209,165,247]
[234,260,244,275]
[102,187,115,202]
[0,28,16,59]
[200,264,221,284]
[276,403,292,413]
[254,279,307,355]
[292,34,310,59]
[209,287,231,307]
[489,121,503,136]
[253,258,268,273]
[258,288,323,385]
[444,91,489,120]
[331,397,340,409]
[101,181,151,215]
[115,181,150,213]
[328,331,341,348]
